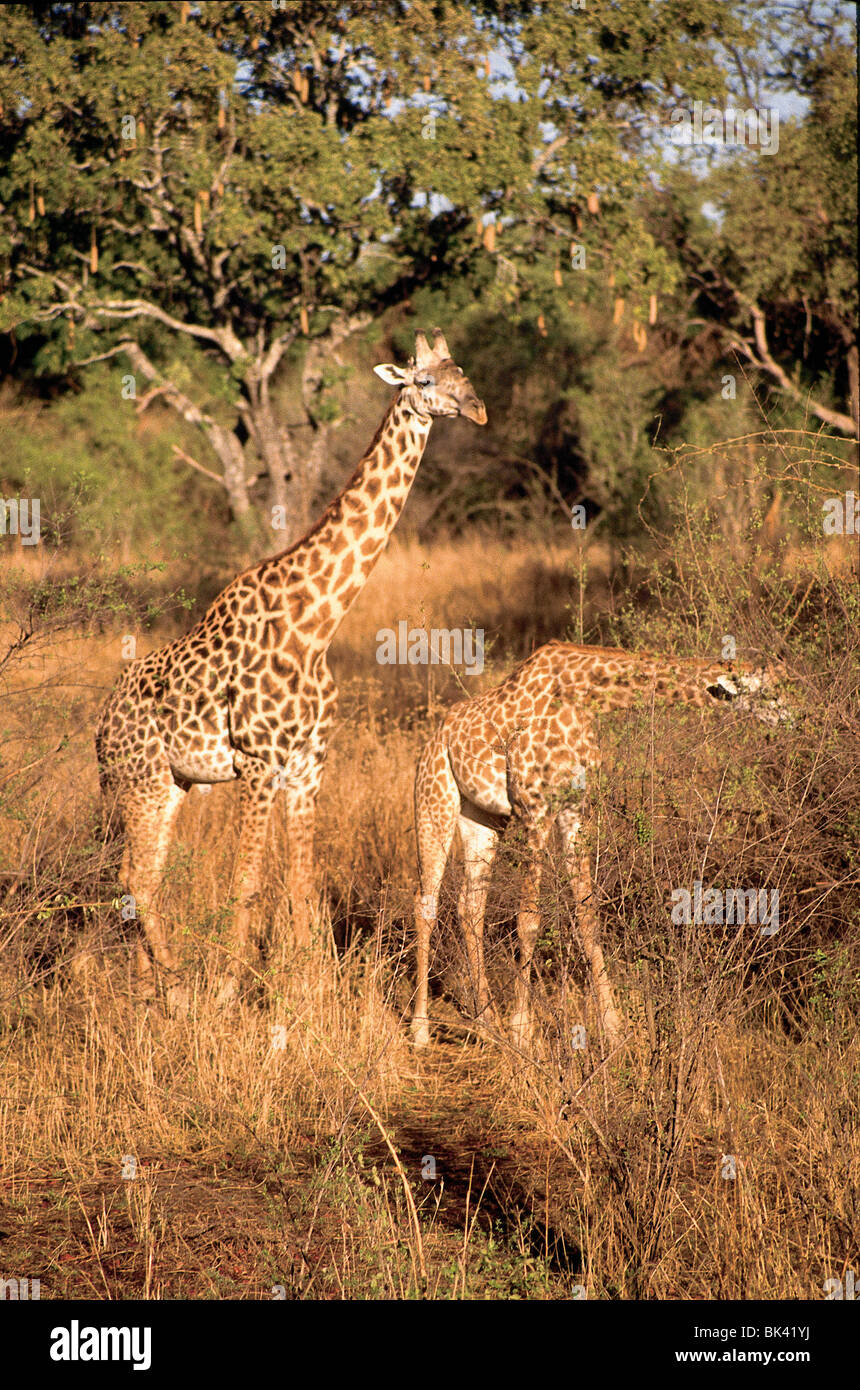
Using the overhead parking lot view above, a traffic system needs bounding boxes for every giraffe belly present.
[449,743,511,817]
[456,769,512,818]
[168,746,237,784]
[165,713,236,783]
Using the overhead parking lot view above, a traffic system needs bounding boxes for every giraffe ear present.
[374,363,410,387]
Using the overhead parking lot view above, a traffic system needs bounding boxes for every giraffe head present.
[706,661,790,725]
[374,328,487,425]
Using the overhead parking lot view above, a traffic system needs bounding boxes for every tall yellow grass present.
[0,526,857,1299]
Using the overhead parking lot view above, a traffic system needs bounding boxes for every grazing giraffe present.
[411,641,787,1049]
[96,328,486,1004]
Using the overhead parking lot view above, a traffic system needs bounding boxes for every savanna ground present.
[1,435,858,1300]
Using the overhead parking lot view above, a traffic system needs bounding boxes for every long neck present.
[277,397,432,643]
[553,647,732,713]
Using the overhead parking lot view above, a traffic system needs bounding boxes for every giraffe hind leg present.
[412,734,460,1047]
[457,811,501,1033]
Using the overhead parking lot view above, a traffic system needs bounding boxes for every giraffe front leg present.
[557,807,623,1049]
[282,787,319,949]
[272,727,330,950]
[575,851,623,1048]
[118,780,188,1014]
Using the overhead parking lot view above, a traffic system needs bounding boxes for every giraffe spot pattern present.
[95,345,489,975]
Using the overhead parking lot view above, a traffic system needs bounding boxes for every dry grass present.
[0,516,858,1300]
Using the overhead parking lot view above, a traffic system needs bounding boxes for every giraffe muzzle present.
[461,396,488,425]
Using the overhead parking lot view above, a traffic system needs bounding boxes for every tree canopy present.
[1,1,855,541]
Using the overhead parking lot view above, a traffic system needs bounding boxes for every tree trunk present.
[304,424,330,528]
[256,415,310,546]
[243,366,311,546]
[208,422,253,524]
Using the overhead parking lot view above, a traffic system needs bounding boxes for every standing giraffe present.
[411,641,786,1049]
[97,328,486,1004]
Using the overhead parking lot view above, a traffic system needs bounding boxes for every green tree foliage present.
[0,0,757,539]
[657,3,858,436]
[0,364,230,553]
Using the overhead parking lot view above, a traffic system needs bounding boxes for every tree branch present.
[171,444,227,488]
[728,295,857,436]
[699,264,858,437]
[85,297,247,361]
[16,262,248,363]
[532,133,568,176]
[114,339,218,431]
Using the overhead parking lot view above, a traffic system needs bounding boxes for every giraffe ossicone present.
[411,640,787,1050]
[96,328,486,1007]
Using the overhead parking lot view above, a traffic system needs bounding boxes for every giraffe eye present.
[415,374,434,388]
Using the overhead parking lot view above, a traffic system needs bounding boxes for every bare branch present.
[135,384,171,413]
[728,297,857,436]
[16,268,247,362]
[699,264,858,437]
[171,443,227,488]
[116,339,218,431]
[69,342,134,369]
[86,298,246,360]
